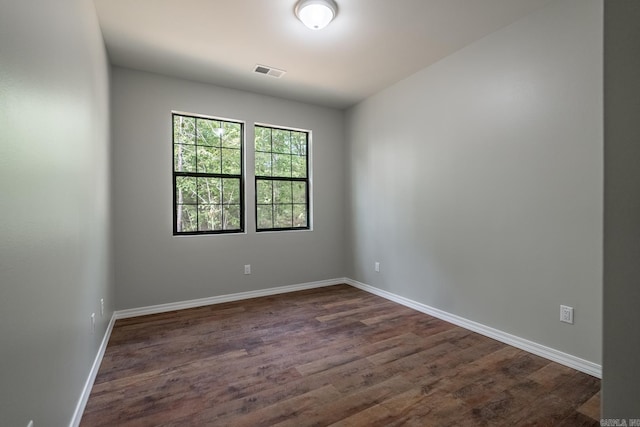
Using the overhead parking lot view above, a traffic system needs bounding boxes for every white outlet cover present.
[244,264,251,275]
[560,305,574,324]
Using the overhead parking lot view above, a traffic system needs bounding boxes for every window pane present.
[255,126,271,152]
[221,148,241,175]
[174,144,196,172]
[274,181,292,204]
[272,129,290,154]
[173,114,244,235]
[272,153,292,177]
[292,181,306,204]
[291,155,307,178]
[255,152,272,176]
[177,204,198,232]
[196,146,221,174]
[197,177,221,205]
[176,177,197,204]
[198,204,222,231]
[173,116,196,145]
[274,204,293,228]
[197,118,221,146]
[222,178,240,204]
[257,205,273,229]
[293,204,307,228]
[291,131,307,155]
[222,122,241,148]
[253,125,309,232]
[256,180,273,204]
[223,204,241,230]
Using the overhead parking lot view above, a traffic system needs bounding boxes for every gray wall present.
[0,0,113,425]
[603,0,640,419]
[111,67,346,309]
[345,0,603,364]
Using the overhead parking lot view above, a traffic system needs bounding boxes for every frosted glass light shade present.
[295,0,337,30]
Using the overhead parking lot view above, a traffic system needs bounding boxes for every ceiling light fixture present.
[294,0,338,30]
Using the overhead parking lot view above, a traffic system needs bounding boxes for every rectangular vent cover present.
[253,64,286,78]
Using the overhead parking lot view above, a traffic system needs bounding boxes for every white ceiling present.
[94,0,553,109]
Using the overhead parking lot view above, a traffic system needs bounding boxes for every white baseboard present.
[69,313,117,427]
[114,278,345,319]
[344,278,602,378]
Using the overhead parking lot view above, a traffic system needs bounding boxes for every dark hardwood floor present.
[81,284,600,426]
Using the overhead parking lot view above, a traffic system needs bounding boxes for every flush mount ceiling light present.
[295,0,338,30]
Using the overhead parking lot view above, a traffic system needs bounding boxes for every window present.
[173,113,244,234]
[255,125,309,231]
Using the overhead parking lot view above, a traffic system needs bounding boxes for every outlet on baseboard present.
[100,298,104,317]
[374,262,380,273]
[560,305,574,324]
[244,264,251,275]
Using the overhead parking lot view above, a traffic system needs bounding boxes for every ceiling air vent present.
[253,64,286,78]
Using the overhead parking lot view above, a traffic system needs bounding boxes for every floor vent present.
[253,64,286,78]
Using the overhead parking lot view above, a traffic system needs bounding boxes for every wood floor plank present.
[315,300,398,322]
[577,391,601,420]
[275,376,415,427]
[81,284,600,426]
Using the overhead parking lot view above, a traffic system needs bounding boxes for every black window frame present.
[172,112,245,235]
[254,125,310,232]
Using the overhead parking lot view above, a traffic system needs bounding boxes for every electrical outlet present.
[560,305,574,324]
[375,262,380,272]
[91,313,96,333]
[244,264,251,275]
[100,298,104,317]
